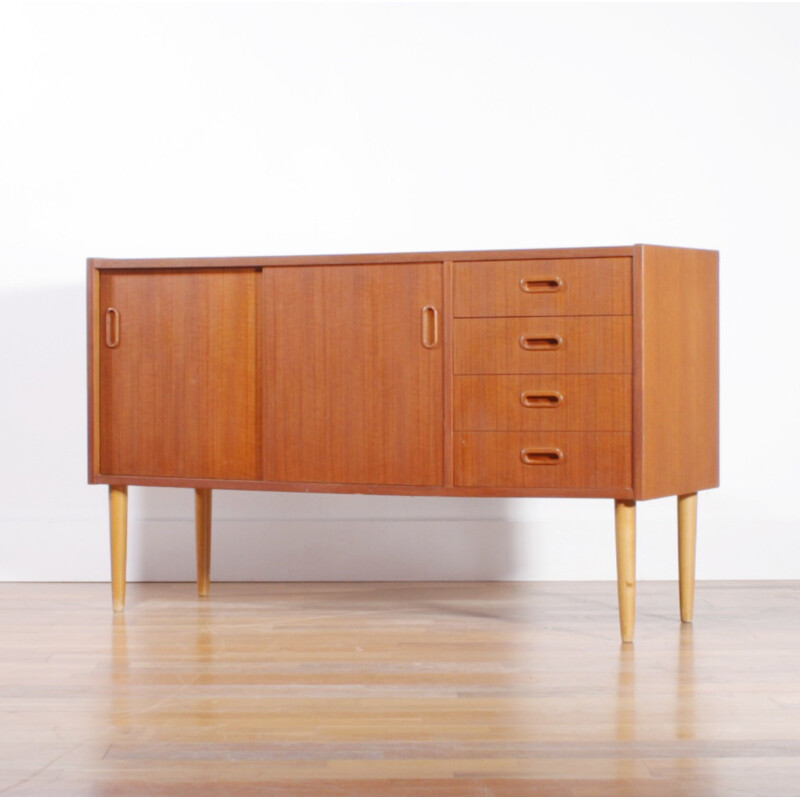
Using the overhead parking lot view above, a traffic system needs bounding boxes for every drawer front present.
[455,375,632,432]
[455,432,631,489]
[454,316,632,374]
[454,257,631,317]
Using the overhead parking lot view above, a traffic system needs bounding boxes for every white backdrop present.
[1,2,798,582]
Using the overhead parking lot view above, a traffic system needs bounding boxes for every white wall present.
[1,2,798,582]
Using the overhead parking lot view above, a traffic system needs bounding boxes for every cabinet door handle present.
[520,391,563,408]
[421,305,438,349]
[520,448,563,466]
[105,308,120,348]
[519,277,563,293]
[519,334,562,350]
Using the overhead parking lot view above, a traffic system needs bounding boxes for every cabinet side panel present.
[634,246,719,499]
[87,262,101,481]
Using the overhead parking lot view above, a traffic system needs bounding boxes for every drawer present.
[455,432,631,490]
[454,316,631,375]
[454,257,631,317]
[455,375,632,432]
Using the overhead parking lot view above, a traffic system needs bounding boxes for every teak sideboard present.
[87,244,719,641]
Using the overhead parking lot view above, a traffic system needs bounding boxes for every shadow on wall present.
[0,283,533,582]
[134,488,531,582]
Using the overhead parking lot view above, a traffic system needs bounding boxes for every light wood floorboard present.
[0,581,799,796]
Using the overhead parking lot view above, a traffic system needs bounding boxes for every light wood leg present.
[678,492,698,623]
[615,499,636,643]
[109,485,127,613]
[195,488,212,597]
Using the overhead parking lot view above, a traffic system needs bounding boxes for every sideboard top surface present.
[87,244,717,270]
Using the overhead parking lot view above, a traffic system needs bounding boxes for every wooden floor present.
[1,581,799,796]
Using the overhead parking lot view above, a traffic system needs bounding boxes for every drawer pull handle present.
[105,308,120,348]
[519,277,563,293]
[421,305,439,349]
[520,448,563,466]
[520,391,563,408]
[519,334,562,350]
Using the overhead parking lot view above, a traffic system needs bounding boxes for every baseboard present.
[1,516,798,581]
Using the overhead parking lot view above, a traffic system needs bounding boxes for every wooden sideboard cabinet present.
[87,245,719,641]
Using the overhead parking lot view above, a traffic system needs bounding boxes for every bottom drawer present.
[455,432,631,490]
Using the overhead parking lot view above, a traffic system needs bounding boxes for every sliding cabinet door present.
[98,269,260,480]
[263,263,443,486]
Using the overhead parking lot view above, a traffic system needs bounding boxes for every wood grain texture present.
[89,245,716,498]
[262,264,443,486]
[454,316,632,375]
[455,432,631,490]
[454,257,632,317]
[633,245,719,499]
[455,374,631,432]
[2,580,799,796]
[442,261,455,488]
[98,269,260,481]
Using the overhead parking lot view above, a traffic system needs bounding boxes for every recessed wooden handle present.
[519,334,562,350]
[520,448,563,465]
[519,277,563,293]
[421,305,438,349]
[520,391,563,408]
[105,308,120,348]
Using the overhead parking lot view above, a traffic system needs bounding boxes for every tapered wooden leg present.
[678,492,698,623]
[109,485,128,613]
[614,499,636,643]
[195,489,212,597]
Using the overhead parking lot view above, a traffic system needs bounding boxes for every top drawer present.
[454,257,632,317]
